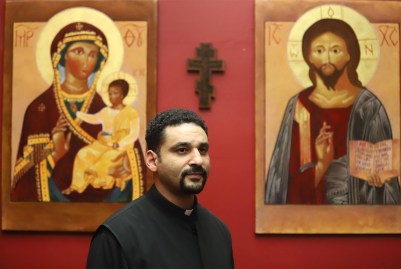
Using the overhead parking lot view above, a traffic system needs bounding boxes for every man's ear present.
[145,150,158,172]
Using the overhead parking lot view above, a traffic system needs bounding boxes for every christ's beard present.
[314,64,345,90]
[179,166,208,194]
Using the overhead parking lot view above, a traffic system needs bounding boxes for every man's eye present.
[199,148,208,155]
[177,148,188,154]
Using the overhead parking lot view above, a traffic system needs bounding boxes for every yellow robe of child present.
[65,106,139,194]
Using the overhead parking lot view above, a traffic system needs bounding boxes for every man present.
[87,108,234,268]
[265,18,401,204]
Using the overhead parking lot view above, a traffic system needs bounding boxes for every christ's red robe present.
[287,89,353,204]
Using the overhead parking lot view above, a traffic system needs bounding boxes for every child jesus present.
[62,79,140,195]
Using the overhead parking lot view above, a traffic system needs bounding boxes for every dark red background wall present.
[1,0,401,268]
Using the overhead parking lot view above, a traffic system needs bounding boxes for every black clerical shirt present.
[86,185,234,269]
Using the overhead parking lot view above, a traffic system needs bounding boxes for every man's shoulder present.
[197,204,230,231]
[103,195,151,228]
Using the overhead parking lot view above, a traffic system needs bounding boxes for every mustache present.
[181,166,208,178]
[313,64,345,91]
[321,63,336,69]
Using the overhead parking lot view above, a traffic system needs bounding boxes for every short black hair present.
[145,108,208,154]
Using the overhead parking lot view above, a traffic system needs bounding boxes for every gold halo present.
[100,72,139,106]
[36,7,124,91]
[287,4,379,88]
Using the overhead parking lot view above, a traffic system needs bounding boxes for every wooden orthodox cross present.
[187,43,224,110]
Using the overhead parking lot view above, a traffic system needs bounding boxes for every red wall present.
[1,0,401,268]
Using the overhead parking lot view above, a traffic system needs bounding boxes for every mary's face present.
[64,42,99,80]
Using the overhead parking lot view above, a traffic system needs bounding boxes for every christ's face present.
[108,85,124,107]
[64,42,99,80]
[308,32,350,89]
[151,123,210,196]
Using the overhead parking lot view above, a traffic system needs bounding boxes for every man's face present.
[64,42,99,80]
[153,123,210,196]
[308,32,350,89]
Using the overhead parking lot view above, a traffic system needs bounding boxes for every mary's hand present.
[51,115,71,163]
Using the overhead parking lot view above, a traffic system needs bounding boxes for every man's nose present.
[189,149,203,165]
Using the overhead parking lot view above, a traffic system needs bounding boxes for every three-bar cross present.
[187,43,224,110]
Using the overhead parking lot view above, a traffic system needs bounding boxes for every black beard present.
[313,64,346,91]
[179,166,208,194]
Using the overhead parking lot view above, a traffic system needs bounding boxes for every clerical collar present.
[184,209,194,216]
[148,185,198,219]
